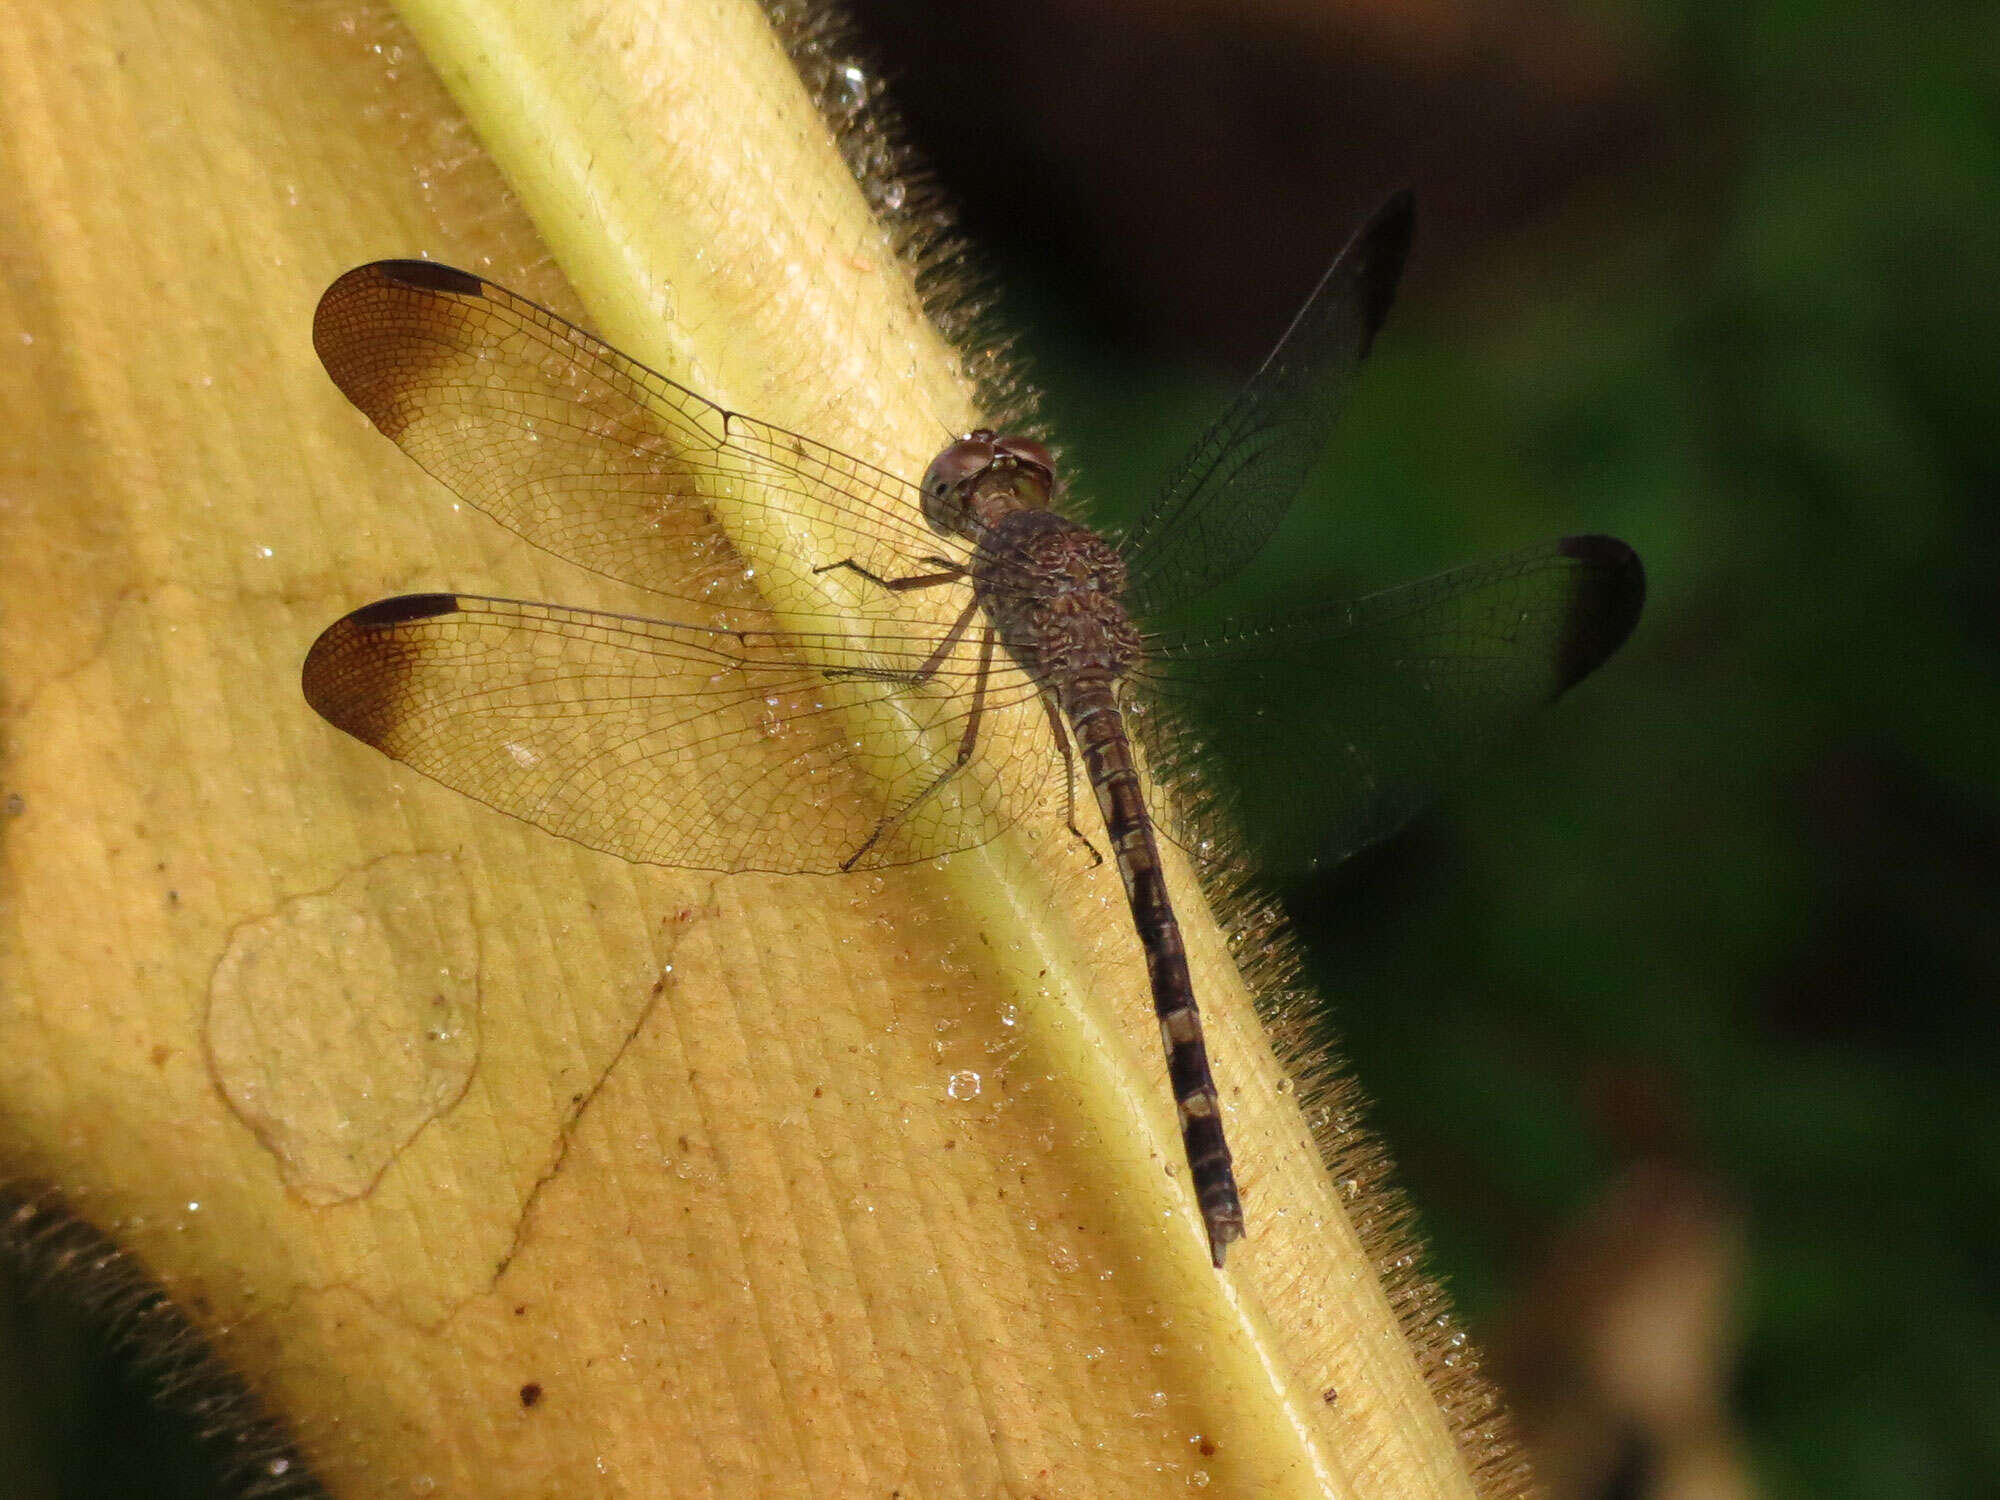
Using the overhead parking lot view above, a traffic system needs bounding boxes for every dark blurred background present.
[840,1,1997,1497]
[6,0,1995,1494]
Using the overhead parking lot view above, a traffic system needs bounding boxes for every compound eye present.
[921,434,997,503]
[995,435,1055,484]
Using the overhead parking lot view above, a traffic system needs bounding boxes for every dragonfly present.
[302,192,1644,1267]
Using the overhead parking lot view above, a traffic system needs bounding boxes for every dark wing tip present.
[312,260,487,369]
[1552,534,1646,693]
[302,595,463,742]
[313,262,489,437]
[315,259,473,321]
[1355,190,1417,356]
[347,592,463,627]
[362,259,487,297]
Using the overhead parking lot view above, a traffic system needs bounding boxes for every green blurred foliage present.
[6,0,1995,1494]
[1021,2,2000,1496]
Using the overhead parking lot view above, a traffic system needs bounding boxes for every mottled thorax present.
[974,509,1141,683]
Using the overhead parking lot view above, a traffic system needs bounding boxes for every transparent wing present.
[301,593,1060,873]
[1117,192,1415,619]
[312,261,945,614]
[1132,535,1644,871]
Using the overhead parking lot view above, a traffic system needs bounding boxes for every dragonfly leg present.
[823,594,982,686]
[842,625,997,870]
[1039,689,1102,867]
[813,556,966,592]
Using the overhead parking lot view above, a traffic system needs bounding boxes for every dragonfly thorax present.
[974,509,1141,684]
[920,429,1056,540]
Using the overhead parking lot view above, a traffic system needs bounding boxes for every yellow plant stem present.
[0,0,1500,1494]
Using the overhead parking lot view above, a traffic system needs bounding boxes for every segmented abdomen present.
[1063,677,1244,1265]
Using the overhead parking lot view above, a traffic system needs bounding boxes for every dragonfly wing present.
[302,593,1057,873]
[1136,535,1644,872]
[313,261,944,612]
[1118,192,1414,619]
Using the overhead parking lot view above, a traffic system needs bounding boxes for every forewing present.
[1135,535,1644,871]
[312,261,943,612]
[1118,192,1415,619]
[301,593,1059,873]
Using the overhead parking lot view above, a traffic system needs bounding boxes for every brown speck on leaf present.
[1322,1386,1338,1404]
[1198,1438,1217,1457]
[519,1382,543,1408]
[150,1045,171,1067]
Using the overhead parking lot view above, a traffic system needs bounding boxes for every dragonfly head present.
[921,430,1056,538]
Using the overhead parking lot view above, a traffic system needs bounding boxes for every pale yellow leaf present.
[0,0,1512,1494]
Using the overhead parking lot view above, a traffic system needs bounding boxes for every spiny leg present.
[842,625,998,870]
[823,594,982,687]
[814,554,977,687]
[813,556,966,592]
[1038,689,1102,867]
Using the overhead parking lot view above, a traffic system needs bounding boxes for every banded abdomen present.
[1062,676,1244,1266]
